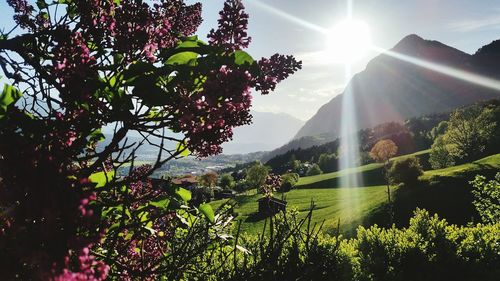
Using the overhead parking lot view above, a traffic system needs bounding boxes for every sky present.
[2,0,500,121]
[196,0,500,120]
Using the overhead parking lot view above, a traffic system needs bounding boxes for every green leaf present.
[89,129,105,142]
[166,51,198,65]
[176,141,190,157]
[132,76,171,106]
[36,0,48,9]
[89,170,115,188]
[176,36,207,48]
[87,41,98,52]
[0,84,23,119]
[150,197,170,209]
[123,62,157,82]
[175,187,191,202]
[66,3,78,18]
[147,107,164,120]
[233,50,254,65]
[199,203,215,223]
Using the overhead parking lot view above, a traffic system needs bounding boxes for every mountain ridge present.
[294,34,500,139]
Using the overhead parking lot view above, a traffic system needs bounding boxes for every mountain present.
[260,134,335,163]
[295,34,500,139]
[222,111,305,154]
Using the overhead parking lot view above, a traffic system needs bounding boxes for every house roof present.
[171,174,198,185]
[257,197,287,205]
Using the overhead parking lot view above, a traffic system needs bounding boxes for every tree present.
[219,173,235,190]
[429,135,455,169]
[388,156,423,187]
[369,139,398,165]
[443,105,496,162]
[280,173,299,192]
[246,162,270,192]
[0,0,300,279]
[429,105,498,168]
[318,153,338,173]
[290,159,301,173]
[370,139,398,205]
[199,172,218,188]
[306,163,323,176]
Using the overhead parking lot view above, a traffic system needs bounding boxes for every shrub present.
[388,156,423,187]
[245,162,270,190]
[280,173,299,192]
[220,173,235,189]
[471,173,500,224]
[429,104,500,168]
[429,135,455,169]
[212,208,500,281]
[318,153,338,173]
[306,163,323,176]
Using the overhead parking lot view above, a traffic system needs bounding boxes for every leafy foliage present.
[388,156,423,187]
[245,162,270,190]
[211,208,500,281]
[430,102,500,168]
[429,135,455,169]
[370,139,398,164]
[220,173,236,189]
[306,163,323,176]
[318,153,338,173]
[199,171,218,188]
[280,173,299,192]
[471,173,500,224]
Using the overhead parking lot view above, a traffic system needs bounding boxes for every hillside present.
[212,152,500,235]
[295,34,500,139]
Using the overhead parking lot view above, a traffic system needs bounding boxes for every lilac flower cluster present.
[253,54,303,95]
[172,66,253,157]
[262,173,283,197]
[7,0,34,29]
[52,247,109,281]
[208,0,251,51]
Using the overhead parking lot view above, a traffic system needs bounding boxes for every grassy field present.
[211,151,500,236]
[296,149,431,188]
[212,185,389,234]
[421,153,500,180]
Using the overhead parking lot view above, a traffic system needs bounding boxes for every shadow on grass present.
[245,212,269,223]
[298,167,387,189]
[299,151,433,189]
[361,167,498,230]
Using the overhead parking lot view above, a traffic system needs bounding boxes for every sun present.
[326,19,372,64]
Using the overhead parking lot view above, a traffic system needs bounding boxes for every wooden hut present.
[258,197,287,215]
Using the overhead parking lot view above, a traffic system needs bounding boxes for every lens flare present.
[371,46,500,91]
[327,20,372,63]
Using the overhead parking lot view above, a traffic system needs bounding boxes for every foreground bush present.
[471,172,500,224]
[206,208,500,281]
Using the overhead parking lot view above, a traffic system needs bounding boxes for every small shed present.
[258,197,287,215]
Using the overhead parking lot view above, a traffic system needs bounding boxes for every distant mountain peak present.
[393,34,424,51]
[400,34,424,43]
[391,34,460,56]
